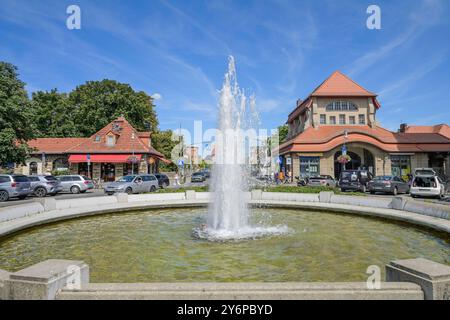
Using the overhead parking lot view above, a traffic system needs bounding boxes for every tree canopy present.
[31,89,78,137]
[0,62,35,166]
[69,80,159,137]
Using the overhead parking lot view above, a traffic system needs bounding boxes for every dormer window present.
[95,135,101,142]
[106,135,115,147]
[326,101,358,111]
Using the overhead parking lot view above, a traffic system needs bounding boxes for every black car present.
[339,170,374,193]
[154,173,170,188]
[191,172,206,183]
[199,169,211,179]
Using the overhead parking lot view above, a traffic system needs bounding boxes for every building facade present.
[279,71,450,180]
[16,117,170,181]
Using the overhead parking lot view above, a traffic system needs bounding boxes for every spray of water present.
[194,56,288,241]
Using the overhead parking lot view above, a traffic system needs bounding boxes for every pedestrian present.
[174,172,181,186]
[279,171,285,184]
[274,171,279,185]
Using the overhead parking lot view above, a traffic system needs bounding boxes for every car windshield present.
[117,176,135,182]
[415,170,434,176]
[374,176,392,181]
[193,173,203,176]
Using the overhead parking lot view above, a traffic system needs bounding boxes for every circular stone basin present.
[0,208,449,283]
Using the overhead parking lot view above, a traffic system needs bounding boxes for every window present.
[106,135,115,147]
[320,114,326,124]
[142,175,151,182]
[326,101,358,111]
[349,116,356,125]
[330,116,336,125]
[95,135,101,142]
[72,176,82,181]
[0,176,11,183]
[13,175,29,182]
[359,114,365,124]
[339,114,346,125]
[300,157,320,178]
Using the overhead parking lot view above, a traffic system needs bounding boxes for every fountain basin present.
[1,207,448,283]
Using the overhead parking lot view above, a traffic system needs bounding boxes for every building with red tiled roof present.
[279,71,450,180]
[19,117,170,181]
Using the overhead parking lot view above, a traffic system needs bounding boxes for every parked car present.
[339,170,374,193]
[368,176,410,195]
[307,175,337,187]
[410,175,447,199]
[57,175,94,194]
[28,175,63,197]
[0,175,32,202]
[199,169,211,179]
[154,173,170,188]
[104,174,159,195]
[191,172,206,183]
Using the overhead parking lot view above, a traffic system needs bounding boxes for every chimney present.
[399,123,408,133]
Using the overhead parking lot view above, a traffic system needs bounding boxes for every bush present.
[156,186,209,193]
[262,185,365,196]
[51,169,71,176]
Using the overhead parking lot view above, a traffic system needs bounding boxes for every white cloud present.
[152,93,162,100]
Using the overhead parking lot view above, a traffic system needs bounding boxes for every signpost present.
[87,154,91,178]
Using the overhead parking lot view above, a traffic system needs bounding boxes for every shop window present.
[391,155,411,180]
[300,156,320,178]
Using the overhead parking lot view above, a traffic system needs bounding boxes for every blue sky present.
[1,0,449,134]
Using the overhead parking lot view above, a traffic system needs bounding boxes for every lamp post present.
[131,132,135,175]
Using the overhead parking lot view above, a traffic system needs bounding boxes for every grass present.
[155,185,364,196]
[155,186,209,193]
[261,185,365,196]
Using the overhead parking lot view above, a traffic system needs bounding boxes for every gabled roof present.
[28,117,163,157]
[311,71,377,97]
[287,71,380,123]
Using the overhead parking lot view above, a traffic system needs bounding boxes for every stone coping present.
[56,282,424,300]
[0,192,450,240]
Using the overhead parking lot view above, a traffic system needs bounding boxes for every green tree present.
[31,89,77,137]
[0,62,35,166]
[70,80,158,137]
[152,129,181,171]
[278,125,289,143]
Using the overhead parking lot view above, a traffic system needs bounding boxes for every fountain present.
[195,57,288,241]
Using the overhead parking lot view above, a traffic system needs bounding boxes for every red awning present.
[68,154,142,163]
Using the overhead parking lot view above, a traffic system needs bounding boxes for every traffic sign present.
[178,159,184,166]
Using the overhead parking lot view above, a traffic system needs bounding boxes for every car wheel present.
[370,190,375,195]
[35,187,47,198]
[150,186,157,192]
[70,186,81,194]
[393,187,398,196]
[0,191,8,202]
[340,188,346,192]
[162,182,169,189]
[125,187,133,195]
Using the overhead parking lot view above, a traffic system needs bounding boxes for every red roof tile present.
[28,138,89,154]
[311,71,377,97]
[279,125,450,154]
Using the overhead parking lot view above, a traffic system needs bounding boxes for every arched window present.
[326,101,358,111]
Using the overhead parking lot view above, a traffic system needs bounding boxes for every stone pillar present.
[93,163,101,180]
[292,155,300,179]
[6,260,89,300]
[386,258,450,300]
[116,163,124,178]
[139,158,148,174]
[0,269,11,300]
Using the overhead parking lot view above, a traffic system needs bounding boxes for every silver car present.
[0,175,32,202]
[104,174,159,195]
[307,175,337,187]
[58,175,94,194]
[28,175,63,197]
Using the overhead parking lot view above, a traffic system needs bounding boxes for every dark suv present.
[154,174,170,188]
[339,170,374,193]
